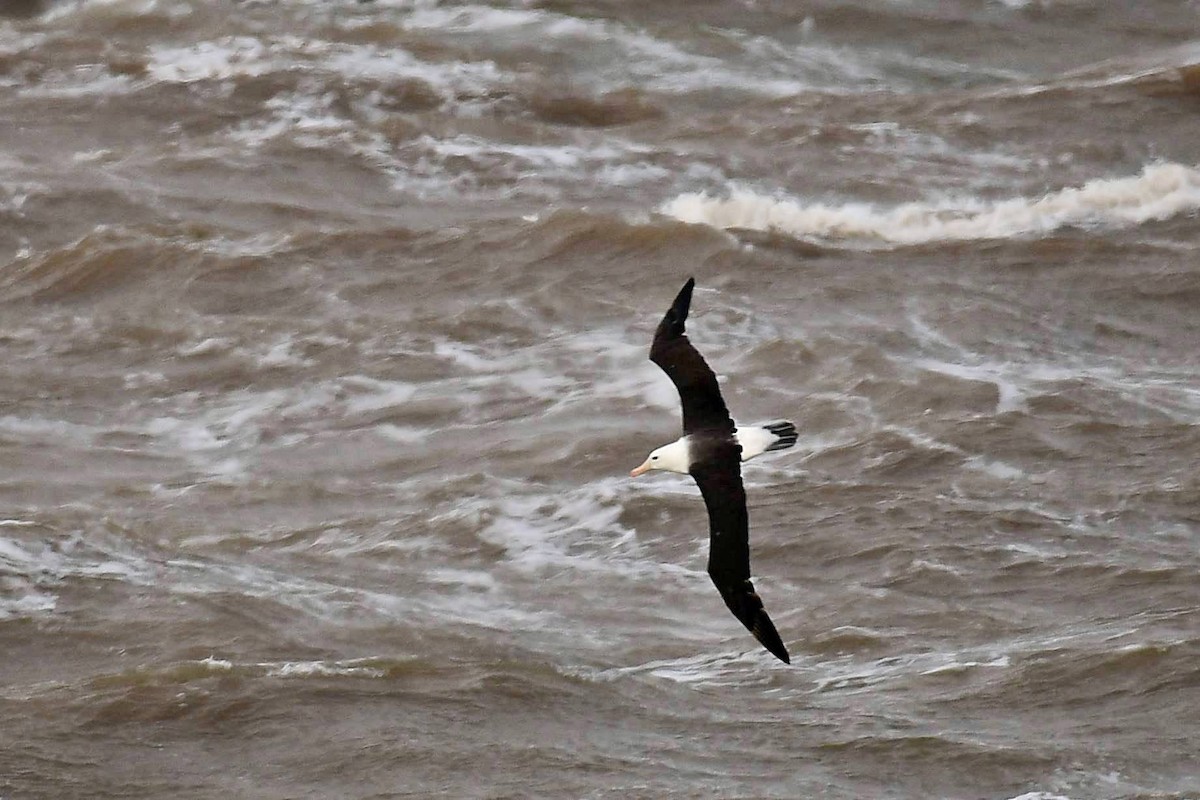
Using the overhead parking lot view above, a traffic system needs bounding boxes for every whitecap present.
[340,376,418,415]
[0,415,97,445]
[40,0,169,23]
[0,588,58,619]
[19,69,133,99]
[661,162,1200,246]
[146,36,285,83]
[198,655,234,672]
[0,532,162,619]
[581,650,777,685]
[393,4,961,96]
[0,179,47,213]
[146,35,503,103]
[261,660,387,679]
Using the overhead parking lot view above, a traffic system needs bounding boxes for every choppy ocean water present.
[2,1,1199,798]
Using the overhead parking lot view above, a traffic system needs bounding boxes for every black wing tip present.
[752,611,791,664]
[716,575,792,665]
[763,635,791,664]
[653,277,697,343]
[670,276,696,322]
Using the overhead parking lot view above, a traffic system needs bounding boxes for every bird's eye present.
[651,455,658,461]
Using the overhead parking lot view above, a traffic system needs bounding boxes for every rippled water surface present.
[2,1,1199,798]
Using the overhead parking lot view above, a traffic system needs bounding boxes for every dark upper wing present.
[691,441,790,665]
[649,278,735,436]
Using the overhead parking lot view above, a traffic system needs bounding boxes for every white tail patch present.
[735,421,797,461]
[661,162,1200,246]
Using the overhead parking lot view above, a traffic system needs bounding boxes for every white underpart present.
[640,425,784,475]
[734,425,781,461]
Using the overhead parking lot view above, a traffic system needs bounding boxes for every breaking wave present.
[661,162,1200,246]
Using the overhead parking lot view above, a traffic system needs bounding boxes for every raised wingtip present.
[669,277,696,322]
[654,278,698,343]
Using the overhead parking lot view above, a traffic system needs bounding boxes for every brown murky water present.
[2,2,1199,798]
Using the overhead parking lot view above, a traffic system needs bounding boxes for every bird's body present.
[630,277,794,664]
[637,423,798,475]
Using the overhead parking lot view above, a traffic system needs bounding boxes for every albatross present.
[630,277,796,664]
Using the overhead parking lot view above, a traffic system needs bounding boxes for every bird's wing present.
[649,278,735,436]
[690,443,790,664]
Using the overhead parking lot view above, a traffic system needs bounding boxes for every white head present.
[629,438,691,477]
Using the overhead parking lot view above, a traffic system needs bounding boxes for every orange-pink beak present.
[630,460,652,478]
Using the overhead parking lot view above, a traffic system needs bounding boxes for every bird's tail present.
[762,420,798,453]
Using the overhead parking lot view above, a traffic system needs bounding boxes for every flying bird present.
[630,277,796,664]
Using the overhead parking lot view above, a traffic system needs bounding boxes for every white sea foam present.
[257,339,314,369]
[425,325,667,421]
[662,162,1200,246]
[340,376,418,415]
[913,351,1200,423]
[1001,41,1200,98]
[0,536,59,618]
[198,655,234,672]
[0,532,163,619]
[145,36,668,198]
[0,27,45,58]
[811,645,1014,694]
[261,659,387,679]
[227,91,388,164]
[919,655,1010,676]
[322,43,504,92]
[400,5,691,64]
[395,133,671,197]
[20,69,133,99]
[146,35,502,101]
[127,371,427,478]
[910,357,1029,414]
[166,552,553,635]
[418,134,631,171]
[147,36,301,83]
[1,180,41,213]
[40,0,167,23]
[78,322,643,483]
[395,4,959,96]
[466,477,653,576]
[0,588,58,619]
[146,39,508,188]
[132,655,391,681]
[576,649,780,686]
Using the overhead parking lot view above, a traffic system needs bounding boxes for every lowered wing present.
[690,443,790,664]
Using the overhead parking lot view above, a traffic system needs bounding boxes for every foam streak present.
[662,163,1200,245]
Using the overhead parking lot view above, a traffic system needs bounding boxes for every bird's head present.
[630,439,690,477]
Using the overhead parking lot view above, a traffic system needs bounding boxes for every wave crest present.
[661,162,1200,246]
